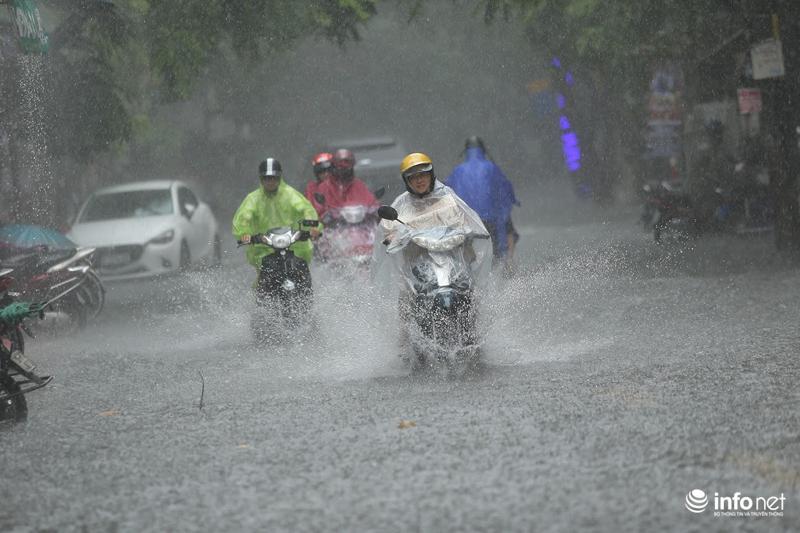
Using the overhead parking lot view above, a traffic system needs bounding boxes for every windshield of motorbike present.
[386,226,472,254]
[80,190,174,222]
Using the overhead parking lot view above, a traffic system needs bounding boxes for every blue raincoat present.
[445,147,518,256]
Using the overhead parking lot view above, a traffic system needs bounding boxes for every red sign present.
[737,88,762,114]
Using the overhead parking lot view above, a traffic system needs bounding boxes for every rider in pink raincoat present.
[314,149,379,215]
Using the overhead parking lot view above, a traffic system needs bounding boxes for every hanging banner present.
[751,39,784,80]
[7,0,48,54]
[645,65,684,159]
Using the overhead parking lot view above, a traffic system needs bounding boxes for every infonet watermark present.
[685,489,786,518]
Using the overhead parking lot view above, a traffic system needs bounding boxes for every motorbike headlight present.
[149,229,175,245]
[412,233,465,251]
[271,233,292,249]
[340,206,367,224]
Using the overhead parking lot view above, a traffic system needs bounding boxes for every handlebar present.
[236,230,315,248]
[237,233,265,247]
[236,219,321,247]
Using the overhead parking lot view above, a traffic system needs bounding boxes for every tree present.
[484,0,800,248]
[44,0,377,159]
[2,0,377,224]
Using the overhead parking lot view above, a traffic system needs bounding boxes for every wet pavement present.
[1,204,798,532]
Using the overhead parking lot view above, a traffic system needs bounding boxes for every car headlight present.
[148,229,175,245]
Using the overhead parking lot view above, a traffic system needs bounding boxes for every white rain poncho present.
[373,181,492,294]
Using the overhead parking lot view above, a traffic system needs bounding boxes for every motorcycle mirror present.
[373,187,386,200]
[377,205,399,221]
[314,192,326,205]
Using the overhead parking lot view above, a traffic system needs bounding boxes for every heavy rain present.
[0,1,798,531]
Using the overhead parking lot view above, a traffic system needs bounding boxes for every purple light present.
[556,93,566,109]
[561,132,582,172]
[551,57,562,69]
[565,71,574,87]
[559,115,571,131]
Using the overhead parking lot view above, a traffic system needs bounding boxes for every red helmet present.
[332,148,356,182]
[332,148,355,169]
[312,152,333,178]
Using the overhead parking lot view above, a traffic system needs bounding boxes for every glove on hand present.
[0,302,43,325]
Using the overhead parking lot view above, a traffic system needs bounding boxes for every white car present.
[67,180,221,281]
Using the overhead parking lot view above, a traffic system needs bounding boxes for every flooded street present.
[2,203,798,532]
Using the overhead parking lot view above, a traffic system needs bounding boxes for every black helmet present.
[465,135,486,152]
[259,158,282,178]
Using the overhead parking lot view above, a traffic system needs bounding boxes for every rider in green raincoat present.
[232,158,321,275]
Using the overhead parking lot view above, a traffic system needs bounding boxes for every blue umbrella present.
[0,224,76,250]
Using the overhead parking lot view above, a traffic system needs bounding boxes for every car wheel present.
[179,240,191,271]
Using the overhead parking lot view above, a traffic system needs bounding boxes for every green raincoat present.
[232,180,320,268]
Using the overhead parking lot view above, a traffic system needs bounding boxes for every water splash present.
[12,52,56,226]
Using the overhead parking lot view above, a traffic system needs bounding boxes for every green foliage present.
[143,0,376,100]
[47,0,139,161]
[484,0,732,73]
[39,0,377,159]
[146,0,225,100]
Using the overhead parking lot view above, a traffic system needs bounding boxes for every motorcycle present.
[726,161,774,234]
[377,206,490,374]
[642,180,698,243]
[0,268,82,424]
[1,245,104,332]
[237,219,319,342]
[312,189,384,272]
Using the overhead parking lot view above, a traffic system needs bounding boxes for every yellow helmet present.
[400,152,433,176]
[400,152,435,197]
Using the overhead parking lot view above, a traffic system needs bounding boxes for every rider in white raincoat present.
[375,152,492,358]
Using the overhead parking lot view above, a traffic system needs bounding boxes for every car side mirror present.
[183,203,196,219]
[373,187,386,200]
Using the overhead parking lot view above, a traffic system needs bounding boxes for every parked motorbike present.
[726,161,774,234]
[0,267,82,424]
[377,206,490,374]
[1,245,104,332]
[237,219,319,343]
[642,180,698,243]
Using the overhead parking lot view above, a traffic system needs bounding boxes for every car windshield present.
[80,189,174,222]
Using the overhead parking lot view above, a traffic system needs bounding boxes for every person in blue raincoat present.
[445,136,519,267]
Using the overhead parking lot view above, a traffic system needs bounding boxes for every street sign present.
[737,88,762,114]
[751,39,784,80]
[7,0,48,54]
